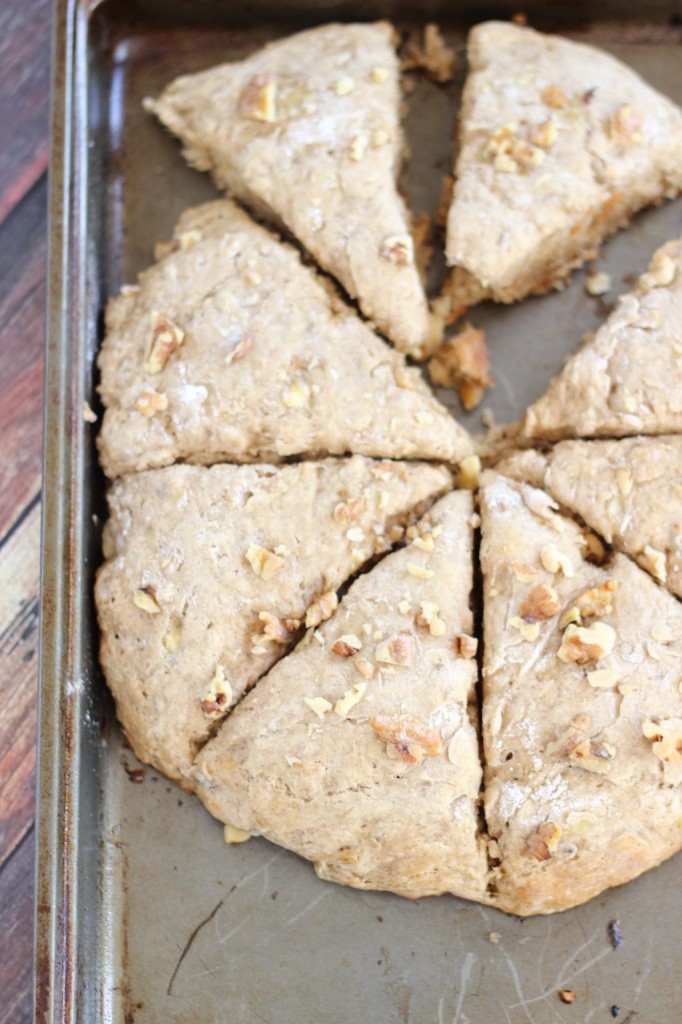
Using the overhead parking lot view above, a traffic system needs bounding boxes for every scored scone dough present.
[95,457,452,782]
[144,23,435,358]
[446,22,682,309]
[97,200,471,478]
[194,492,490,901]
[480,471,682,915]
[497,437,682,599]
[522,238,682,440]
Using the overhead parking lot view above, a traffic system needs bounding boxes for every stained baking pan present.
[37,1,682,1021]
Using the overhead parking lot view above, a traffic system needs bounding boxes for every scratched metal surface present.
[50,3,682,1022]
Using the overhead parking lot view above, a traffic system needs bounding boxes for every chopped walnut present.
[557,621,616,663]
[135,389,168,417]
[641,545,667,583]
[370,66,390,83]
[238,74,277,122]
[540,543,574,577]
[379,234,414,266]
[575,580,617,618]
[226,335,252,364]
[525,822,562,862]
[349,134,368,161]
[303,696,333,720]
[334,682,367,718]
[355,657,375,679]
[559,606,582,630]
[223,824,251,844]
[407,563,434,580]
[542,84,569,109]
[369,715,443,763]
[520,584,560,623]
[583,530,607,564]
[375,631,414,667]
[333,497,366,523]
[586,668,620,689]
[457,455,481,491]
[529,119,557,149]
[245,545,285,580]
[305,591,338,628]
[428,324,492,411]
[585,271,612,297]
[642,250,677,288]
[401,23,456,84]
[512,562,541,584]
[282,381,310,408]
[412,532,435,553]
[332,634,363,657]
[509,616,540,642]
[163,619,182,653]
[609,104,643,144]
[257,611,300,643]
[133,587,160,614]
[456,634,478,659]
[145,313,185,374]
[201,666,233,718]
[333,76,355,96]
[569,739,613,774]
[546,714,591,757]
[415,601,446,637]
[642,718,682,762]
[615,467,633,497]
[486,123,545,172]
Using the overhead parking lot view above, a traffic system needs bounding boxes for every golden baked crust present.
[95,457,452,781]
[194,492,490,901]
[145,23,435,357]
[480,472,682,915]
[446,23,682,308]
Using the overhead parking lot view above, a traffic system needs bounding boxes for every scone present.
[194,492,489,902]
[144,23,435,357]
[95,457,452,781]
[522,238,682,440]
[97,201,472,478]
[446,22,682,309]
[480,472,682,915]
[497,437,682,599]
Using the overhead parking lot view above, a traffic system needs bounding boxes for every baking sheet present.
[39,2,682,1021]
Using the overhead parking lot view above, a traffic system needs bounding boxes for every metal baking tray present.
[38,1,682,1021]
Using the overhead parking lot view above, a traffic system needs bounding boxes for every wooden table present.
[0,1,51,1021]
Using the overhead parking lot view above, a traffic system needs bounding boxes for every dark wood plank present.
[0,830,35,1024]
[0,0,50,224]
[0,178,46,540]
[0,501,40,867]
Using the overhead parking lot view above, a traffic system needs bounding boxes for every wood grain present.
[0,830,35,1024]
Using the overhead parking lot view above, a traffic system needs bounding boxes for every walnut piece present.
[512,562,541,584]
[201,666,233,718]
[145,313,185,374]
[133,587,160,614]
[528,119,557,149]
[642,718,682,763]
[333,498,366,524]
[456,634,478,659]
[568,739,614,774]
[245,545,286,580]
[509,616,540,642]
[355,657,376,679]
[641,545,667,583]
[525,822,562,862]
[332,634,363,657]
[375,631,414,667]
[226,335,252,364]
[135,389,168,417]
[427,324,492,411]
[303,696,333,720]
[520,583,560,623]
[456,455,481,491]
[406,562,434,580]
[542,84,569,109]
[334,682,367,718]
[585,271,612,297]
[379,235,414,266]
[305,591,338,628]
[370,715,443,764]
[223,824,251,844]
[642,250,677,288]
[557,622,616,663]
[415,601,446,637]
[238,74,278,122]
[609,104,643,144]
[540,543,574,577]
[257,611,300,643]
[575,580,617,618]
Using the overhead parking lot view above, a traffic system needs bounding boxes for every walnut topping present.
[525,822,562,862]
[557,622,616,664]
[529,119,557,149]
[642,718,682,762]
[303,696,333,720]
[456,634,478,659]
[333,497,366,523]
[520,584,560,623]
[223,824,251,844]
[585,271,612,297]
[569,739,613,774]
[282,381,310,408]
[355,657,376,679]
[375,631,414,667]
[456,455,481,491]
[509,616,540,642]
[226,335,252,364]
[372,128,390,147]
[428,324,492,411]
[415,601,446,637]
[332,634,363,657]
[546,714,591,757]
[379,234,414,266]
[245,545,285,580]
[542,84,569,109]
[512,562,541,584]
[201,666,233,718]
[135,389,168,417]
[334,682,367,718]
[333,76,355,95]
[163,619,182,653]
[586,668,620,689]
[407,563,435,580]
[575,580,617,618]
[615,467,633,497]
[145,313,185,374]
[540,544,574,577]
[349,134,368,161]
[82,400,97,423]
[641,544,667,583]
[370,66,390,83]
[643,250,677,288]
[305,591,338,628]
[609,104,643,144]
[238,74,278,122]
[559,605,582,630]
[369,715,443,763]
[412,532,435,553]
[133,588,160,614]
[257,611,300,643]
[486,122,545,172]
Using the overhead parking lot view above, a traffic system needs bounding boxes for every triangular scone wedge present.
[97,201,470,478]
[480,472,682,916]
[446,22,682,308]
[194,492,489,902]
[95,457,451,782]
[144,23,434,357]
[498,437,682,599]
[522,239,682,440]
